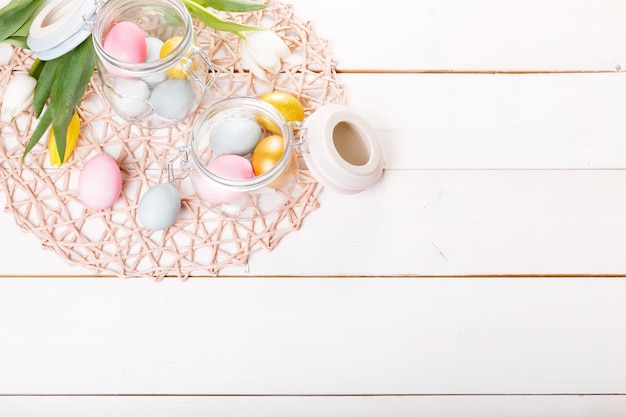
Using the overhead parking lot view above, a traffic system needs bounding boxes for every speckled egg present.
[195,155,254,204]
[149,78,196,120]
[103,22,147,63]
[78,154,122,210]
[209,117,262,156]
[137,183,181,231]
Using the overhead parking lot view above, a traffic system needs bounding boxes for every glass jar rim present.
[190,97,295,192]
[92,0,194,77]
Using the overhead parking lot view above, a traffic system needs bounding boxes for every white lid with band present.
[301,104,384,194]
[27,0,98,60]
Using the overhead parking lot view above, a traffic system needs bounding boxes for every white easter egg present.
[142,37,168,84]
[107,77,151,118]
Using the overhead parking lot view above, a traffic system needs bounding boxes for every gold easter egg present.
[259,91,304,134]
[252,134,285,177]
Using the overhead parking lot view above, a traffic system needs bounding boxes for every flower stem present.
[28,58,44,80]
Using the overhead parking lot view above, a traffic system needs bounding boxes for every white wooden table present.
[2,0,626,415]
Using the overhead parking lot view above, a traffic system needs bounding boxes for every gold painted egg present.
[259,91,304,134]
[251,134,285,176]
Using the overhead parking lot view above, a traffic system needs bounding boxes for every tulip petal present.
[48,111,80,166]
[240,44,267,80]
[264,60,281,74]
[1,72,36,121]
[248,46,279,71]
[238,30,290,79]
[249,31,289,57]
[0,43,13,65]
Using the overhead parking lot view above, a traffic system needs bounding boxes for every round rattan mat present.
[0,0,345,280]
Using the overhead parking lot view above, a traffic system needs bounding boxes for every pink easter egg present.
[103,22,147,63]
[78,154,123,210]
[195,155,254,204]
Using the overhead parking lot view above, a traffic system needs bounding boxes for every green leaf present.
[22,105,52,160]
[12,15,35,38]
[3,36,28,48]
[23,37,95,162]
[33,56,61,117]
[183,0,263,32]
[193,0,266,12]
[0,0,42,43]
[48,37,95,162]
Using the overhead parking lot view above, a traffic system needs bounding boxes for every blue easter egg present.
[209,117,262,156]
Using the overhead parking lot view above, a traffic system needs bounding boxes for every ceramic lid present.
[27,0,98,60]
[300,104,384,194]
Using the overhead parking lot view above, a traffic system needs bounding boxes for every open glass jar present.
[92,0,218,128]
[166,96,384,220]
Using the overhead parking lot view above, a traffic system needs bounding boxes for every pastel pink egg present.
[195,155,254,204]
[103,22,147,63]
[78,154,123,210]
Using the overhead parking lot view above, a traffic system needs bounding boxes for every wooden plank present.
[1,278,625,395]
[288,0,626,72]
[1,395,626,417]
[3,169,626,277]
[340,73,626,170]
[247,169,626,277]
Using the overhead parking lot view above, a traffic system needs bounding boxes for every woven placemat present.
[0,0,345,280]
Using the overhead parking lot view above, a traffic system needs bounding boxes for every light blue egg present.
[150,79,196,120]
[210,117,262,156]
[137,183,181,231]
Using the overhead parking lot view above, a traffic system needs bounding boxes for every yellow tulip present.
[48,112,80,166]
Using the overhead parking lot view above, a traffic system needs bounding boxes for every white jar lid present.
[301,104,383,194]
[27,0,98,61]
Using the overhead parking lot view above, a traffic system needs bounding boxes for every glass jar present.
[183,97,298,218]
[169,96,384,220]
[92,0,217,128]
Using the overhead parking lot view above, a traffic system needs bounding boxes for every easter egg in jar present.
[145,37,164,62]
[107,77,151,118]
[160,36,198,79]
[103,22,147,63]
[150,78,196,120]
[195,155,254,204]
[251,134,285,176]
[78,154,123,210]
[259,92,304,134]
[142,37,168,84]
[209,117,262,156]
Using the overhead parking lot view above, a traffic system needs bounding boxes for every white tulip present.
[0,43,13,65]
[1,72,37,122]
[240,30,290,80]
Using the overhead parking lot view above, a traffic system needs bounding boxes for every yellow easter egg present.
[160,36,197,79]
[259,91,304,134]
